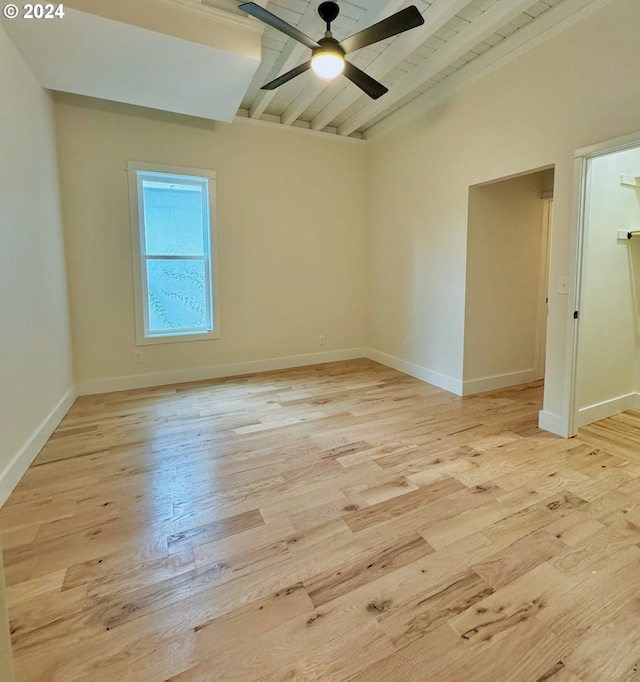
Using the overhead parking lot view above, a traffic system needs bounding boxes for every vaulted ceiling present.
[3,0,609,140]
[233,0,609,139]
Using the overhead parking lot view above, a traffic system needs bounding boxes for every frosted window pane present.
[143,182,204,256]
[147,260,208,331]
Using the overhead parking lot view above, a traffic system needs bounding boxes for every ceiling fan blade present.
[261,61,312,90]
[343,61,388,100]
[340,5,424,54]
[239,3,319,50]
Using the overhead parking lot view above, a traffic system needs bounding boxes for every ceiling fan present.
[239,2,424,99]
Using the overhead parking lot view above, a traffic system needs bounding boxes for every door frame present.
[566,130,640,437]
[534,195,553,381]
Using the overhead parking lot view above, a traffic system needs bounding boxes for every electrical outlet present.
[134,350,143,363]
[402,341,408,357]
[319,335,326,346]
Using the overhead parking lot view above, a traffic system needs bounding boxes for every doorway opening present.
[570,137,640,433]
[463,166,555,396]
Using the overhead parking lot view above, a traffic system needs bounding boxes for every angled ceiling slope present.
[237,0,613,139]
[1,0,264,121]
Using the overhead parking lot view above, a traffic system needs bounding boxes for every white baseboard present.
[576,392,640,428]
[365,348,462,395]
[77,348,367,395]
[0,385,77,507]
[462,369,537,396]
[538,409,570,437]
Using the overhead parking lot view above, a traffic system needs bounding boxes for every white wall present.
[576,145,640,425]
[0,26,75,505]
[463,171,550,393]
[53,96,367,393]
[367,0,640,433]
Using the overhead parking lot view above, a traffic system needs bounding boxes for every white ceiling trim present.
[364,0,615,140]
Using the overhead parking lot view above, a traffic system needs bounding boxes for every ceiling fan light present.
[311,52,344,79]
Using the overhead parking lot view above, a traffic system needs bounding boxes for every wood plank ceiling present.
[228,0,606,138]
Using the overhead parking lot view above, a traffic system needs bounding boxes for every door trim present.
[566,130,640,436]
[534,196,553,381]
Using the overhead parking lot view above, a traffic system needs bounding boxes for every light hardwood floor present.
[1,359,638,682]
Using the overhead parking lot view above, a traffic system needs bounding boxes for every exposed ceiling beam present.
[309,0,471,132]
[280,74,326,126]
[279,0,406,127]
[338,0,540,137]
[364,0,615,140]
[248,0,317,119]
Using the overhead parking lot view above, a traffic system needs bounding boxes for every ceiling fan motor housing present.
[313,36,345,59]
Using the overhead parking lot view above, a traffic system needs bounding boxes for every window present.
[127,162,220,345]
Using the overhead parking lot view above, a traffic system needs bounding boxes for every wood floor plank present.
[192,582,315,664]
[482,505,557,549]
[541,509,604,546]
[448,561,569,647]
[56,629,197,682]
[471,530,566,589]
[564,595,640,682]
[537,554,640,644]
[440,617,570,682]
[0,360,637,681]
[534,661,584,681]
[166,508,265,553]
[12,647,60,682]
[550,516,640,576]
[378,568,493,648]
[62,548,196,598]
[344,477,466,533]
[257,620,396,681]
[347,621,463,681]
[5,569,66,609]
[305,533,433,607]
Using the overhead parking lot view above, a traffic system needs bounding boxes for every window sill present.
[135,329,221,346]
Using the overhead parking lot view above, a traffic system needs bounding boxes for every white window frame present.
[127,161,220,346]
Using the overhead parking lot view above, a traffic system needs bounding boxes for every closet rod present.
[627,230,640,239]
